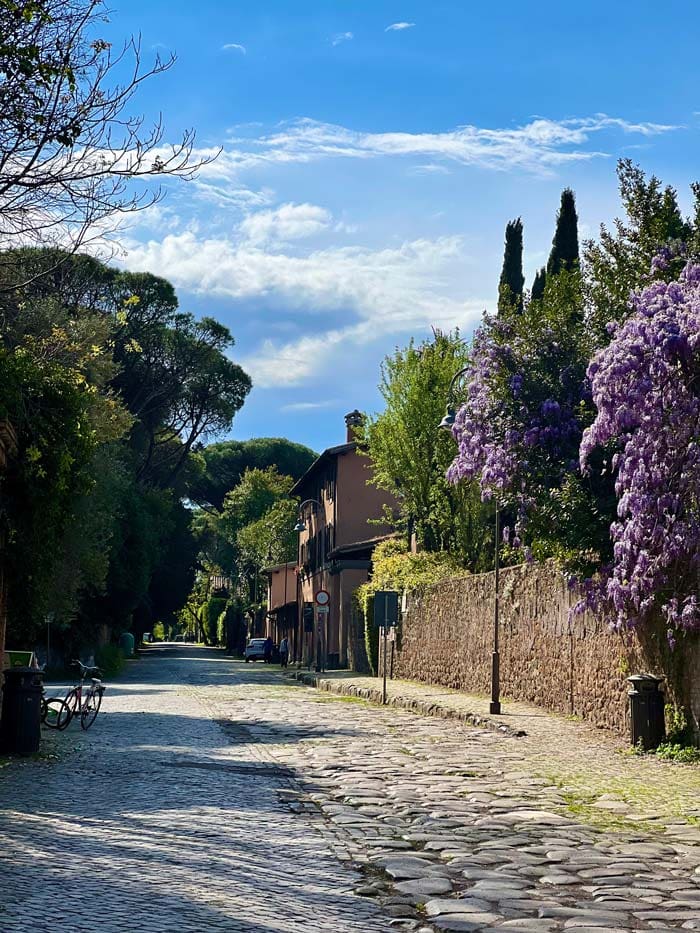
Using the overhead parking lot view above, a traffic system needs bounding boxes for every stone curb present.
[286,670,527,738]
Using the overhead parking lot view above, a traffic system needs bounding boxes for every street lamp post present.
[490,504,502,715]
[440,366,502,716]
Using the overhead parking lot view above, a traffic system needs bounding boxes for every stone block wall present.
[394,561,694,737]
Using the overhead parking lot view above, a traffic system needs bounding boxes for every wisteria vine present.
[580,262,700,638]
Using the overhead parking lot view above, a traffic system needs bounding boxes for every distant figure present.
[279,636,289,668]
[263,636,273,663]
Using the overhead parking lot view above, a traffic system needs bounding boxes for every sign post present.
[315,589,330,673]
[373,591,399,705]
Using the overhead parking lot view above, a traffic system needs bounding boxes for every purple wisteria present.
[580,262,700,636]
[447,312,586,508]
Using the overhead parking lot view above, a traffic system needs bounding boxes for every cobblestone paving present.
[290,670,700,830]
[4,648,700,933]
[0,648,392,933]
[200,661,700,933]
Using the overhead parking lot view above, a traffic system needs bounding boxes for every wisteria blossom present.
[581,261,700,636]
[447,269,594,571]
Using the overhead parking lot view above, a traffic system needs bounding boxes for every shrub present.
[95,643,125,676]
[355,540,461,675]
[203,596,227,645]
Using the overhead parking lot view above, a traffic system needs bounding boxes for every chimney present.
[344,409,363,443]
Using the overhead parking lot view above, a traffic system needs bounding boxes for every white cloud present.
[222,43,246,54]
[121,231,484,386]
[239,203,332,244]
[411,163,452,175]
[332,32,354,46]
[385,22,415,31]
[213,114,677,178]
[281,400,341,412]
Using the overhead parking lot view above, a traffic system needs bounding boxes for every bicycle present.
[40,689,71,730]
[63,660,106,730]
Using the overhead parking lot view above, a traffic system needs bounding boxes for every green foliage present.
[547,188,580,276]
[202,597,227,646]
[498,218,524,315]
[654,743,700,764]
[584,160,694,343]
[190,437,316,509]
[152,622,165,641]
[531,267,546,302]
[236,499,298,569]
[220,467,294,539]
[94,643,125,676]
[0,247,250,653]
[355,540,461,675]
[363,330,492,567]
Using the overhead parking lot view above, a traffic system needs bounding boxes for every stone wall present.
[395,561,696,737]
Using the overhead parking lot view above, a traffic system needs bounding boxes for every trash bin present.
[0,666,43,756]
[627,673,666,750]
[119,631,135,658]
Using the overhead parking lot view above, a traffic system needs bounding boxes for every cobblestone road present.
[3,648,700,933]
[0,648,391,933]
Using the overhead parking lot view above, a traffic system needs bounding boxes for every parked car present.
[244,638,268,662]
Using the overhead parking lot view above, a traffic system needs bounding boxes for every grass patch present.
[558,789,658,834]
[311,693,370,706]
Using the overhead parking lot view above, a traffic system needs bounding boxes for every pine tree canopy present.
[498,217,525,314]
[547,188,580,276]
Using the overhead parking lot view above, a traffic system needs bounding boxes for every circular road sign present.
[315,589,330,606]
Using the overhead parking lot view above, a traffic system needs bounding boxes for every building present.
[263,561,297,647]
[290,411,396,670]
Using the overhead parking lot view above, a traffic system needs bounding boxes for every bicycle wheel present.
[63,688,79,718]
[80,689,103,731]
[44,697,72,730]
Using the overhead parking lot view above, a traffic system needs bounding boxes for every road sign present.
[317,606,329,614]
[315,589,330,606]
[373,590,399,627]
[303,602,314,632]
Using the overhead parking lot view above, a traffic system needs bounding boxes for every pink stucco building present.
[288,411,396,670]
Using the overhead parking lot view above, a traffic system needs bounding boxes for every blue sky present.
[105,1,700,454]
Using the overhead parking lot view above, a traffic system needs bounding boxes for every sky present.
[103,0,700,454]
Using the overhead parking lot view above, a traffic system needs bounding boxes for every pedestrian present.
[263,636,273,663]
[279,635,289,668]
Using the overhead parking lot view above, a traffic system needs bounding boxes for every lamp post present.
[294,498,323,670]
[440,366,501,715]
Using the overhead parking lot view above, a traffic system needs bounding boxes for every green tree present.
[498,218,524,315]
[547,188,580,276]
[236,499,298,570]
[363,330,491,566]
[584,160,694,343]
[0,248,250,652]
[219,467,295,541]
[531,267,546,302]
[190,437,316,510]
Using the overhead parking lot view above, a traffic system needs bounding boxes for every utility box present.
[119,632,135,658]
[628,674,666,750]
[0,667,43,757]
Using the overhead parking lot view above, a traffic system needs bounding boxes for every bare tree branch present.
[0,0,217,285]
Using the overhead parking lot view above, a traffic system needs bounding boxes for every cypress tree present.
[547,188,579,276]
[531,267,546,302]
[498,217,525,314]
